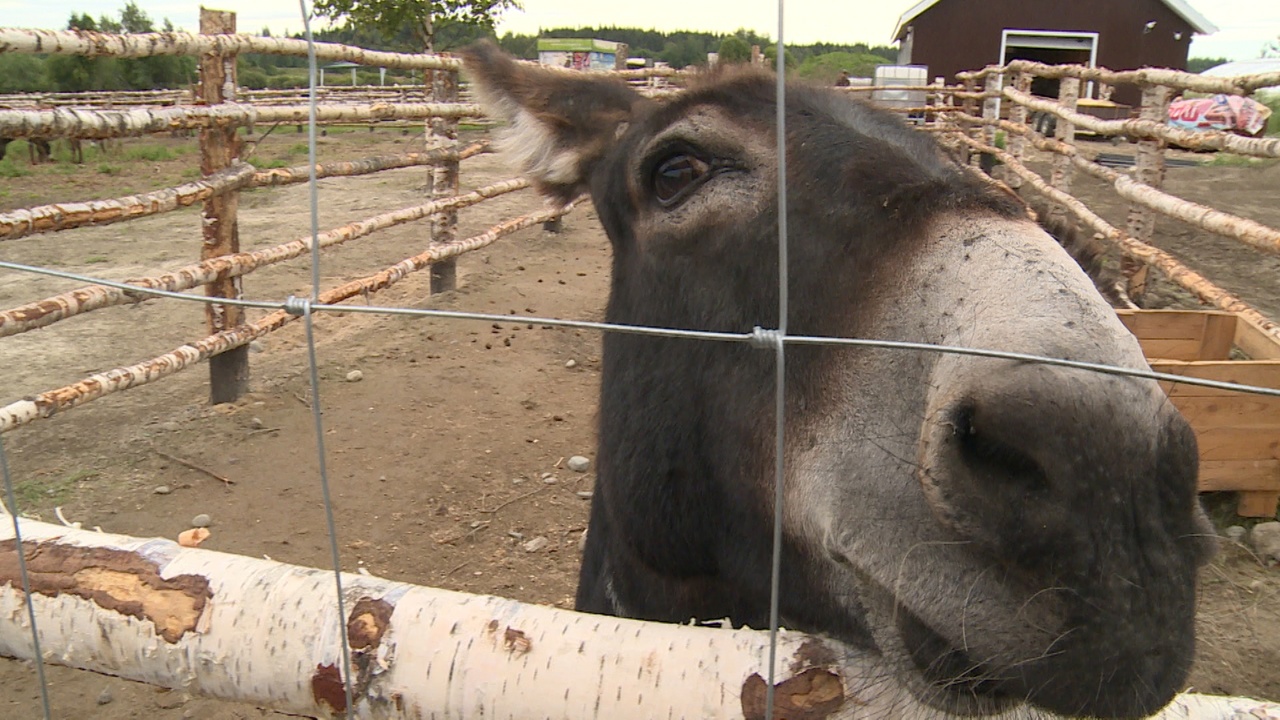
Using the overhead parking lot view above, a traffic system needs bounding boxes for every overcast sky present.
[4,0,1277,61]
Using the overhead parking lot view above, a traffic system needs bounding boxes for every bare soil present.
[0,130,1276,718]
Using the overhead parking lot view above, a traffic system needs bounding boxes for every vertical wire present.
[764,1,789,719]
[0,437,53,720]
[298,3,355,717]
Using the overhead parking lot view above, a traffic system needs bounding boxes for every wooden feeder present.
[1119,309,1280,517]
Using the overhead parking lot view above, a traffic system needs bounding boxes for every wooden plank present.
[1149,360,1280,396]
[1116,309,1227,340]
[1197,459,1280,492]
[1236,492,1280,518]
[1189,426,1280,462]
[1168,395,1280,428]
[1234,314,1280,360]
[1140,338,1207,361]
[1200,312,1238,360]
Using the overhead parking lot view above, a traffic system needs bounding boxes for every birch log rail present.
[0,516,1276,719]
[0,199,572,434]
[0,102,485,140]
[0,178,531,340]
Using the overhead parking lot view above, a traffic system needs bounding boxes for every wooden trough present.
[1119,309,1280,517]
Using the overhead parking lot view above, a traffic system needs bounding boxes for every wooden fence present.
[0,15,569,416]
[890,61,1280,516]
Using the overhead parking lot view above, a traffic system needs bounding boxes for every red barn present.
[892,0,1217,105]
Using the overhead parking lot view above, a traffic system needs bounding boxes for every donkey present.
[462,42,1214,719]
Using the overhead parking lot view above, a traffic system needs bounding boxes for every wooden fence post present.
[1047,77,1080,225]
[429,61,460,294]
[1004,72,1032,189]
[198,8,247,404]
[958,77,977,166]
[1123,84,1172,303]
[978,72,1001,174]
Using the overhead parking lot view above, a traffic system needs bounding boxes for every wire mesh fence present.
[2,7,1280,720]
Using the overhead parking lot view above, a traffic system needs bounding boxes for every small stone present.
[153,485,172,495]
[1224,525,1247,543]
[578,528,589,552]
[1248,522,1280,566]
[249,417,265,430]
[191,513,212,529]
[511,477,527,485]
[540,472,553,479]
[576,491,594,499]
[249,341,265,354]
[542,476,559,485]
[155,691,188,710]
[508,531,524,540]
[346,370,364,382]
[567,456,591,473]
[522,536,549,552]
[564,359,577,369]
[97,688,113,705]
[160,421,180,433]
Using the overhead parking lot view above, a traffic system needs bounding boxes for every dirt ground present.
[0,128,1276,718]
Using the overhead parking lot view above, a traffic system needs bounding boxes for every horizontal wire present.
[3,258,1279,399]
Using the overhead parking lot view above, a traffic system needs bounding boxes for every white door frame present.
[997,29,1099,115]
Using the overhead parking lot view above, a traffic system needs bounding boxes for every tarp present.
[1167,94,1273,136]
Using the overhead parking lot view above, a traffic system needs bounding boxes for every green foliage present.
[762,44,797,72]
[311,0,519,50]
[0,158,30,178]
[796,52,889,85]
[0,55,48,92]
[1262,94,1280,136]
[43,3,194,91]
[97,163,122,175]
[1186,56,1229,73]
[717,36,752,65]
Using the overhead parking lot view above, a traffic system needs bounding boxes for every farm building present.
[891,0,1218,105]
[536,38,627,71]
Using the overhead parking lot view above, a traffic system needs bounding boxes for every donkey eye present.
[652,153,711,206]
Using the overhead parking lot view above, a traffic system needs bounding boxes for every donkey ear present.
[460,40,648,204]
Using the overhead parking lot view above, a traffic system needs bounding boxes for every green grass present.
[0,158,29,178]
[286,142,311,157]
[123,144,177,162]
[97,163,122,175]
[8,469,98,510]
[83,255,109,264]
[1206,154,1275,168]
[256,158,292,169]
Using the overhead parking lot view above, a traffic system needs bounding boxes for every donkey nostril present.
[950,402,1046,486]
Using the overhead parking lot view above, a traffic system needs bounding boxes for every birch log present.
[0,517,1276,719]
[1001,87,1280,158]
[0,199,568,434]
[0,102,484,140]
[0,28,461,70]
[0,179,530,340]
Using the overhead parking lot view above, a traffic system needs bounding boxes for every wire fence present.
[2,12,1280,720]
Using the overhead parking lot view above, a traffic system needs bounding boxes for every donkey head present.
[462,42,1214,718]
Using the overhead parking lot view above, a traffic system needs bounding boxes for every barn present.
[891,0,1218,106]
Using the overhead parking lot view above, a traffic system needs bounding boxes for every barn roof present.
[891,0,1219,40]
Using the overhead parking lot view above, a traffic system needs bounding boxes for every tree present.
[763,44,797,72]
[1187,56,1228,73]
[311,0,519,52]
[717,36,751,65]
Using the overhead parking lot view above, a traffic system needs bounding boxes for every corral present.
[0,16,1279,720]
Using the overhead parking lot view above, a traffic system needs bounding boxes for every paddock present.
[0,20,1279,720]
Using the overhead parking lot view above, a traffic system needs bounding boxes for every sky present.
[3,0,1277,62]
